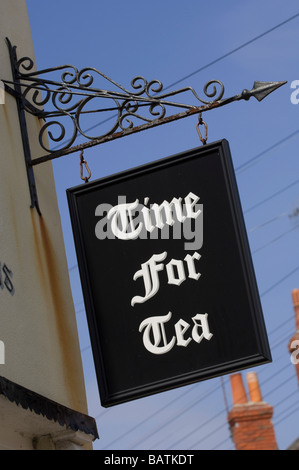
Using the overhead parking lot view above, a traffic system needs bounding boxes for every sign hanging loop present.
[196,113,208,145]
[79,150,91,183]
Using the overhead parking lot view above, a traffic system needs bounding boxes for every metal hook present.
[80,150,91,183]
[196,113,208,145]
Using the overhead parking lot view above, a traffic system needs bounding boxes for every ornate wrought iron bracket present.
[1,38,286,215]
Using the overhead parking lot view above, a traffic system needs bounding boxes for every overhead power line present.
[252,225,299,254]
[244,179,299,214]
[235,130,299,174]
[162,12,299,91]
[53,13,299,149]
[249,211,289,232]
[102,381,205,449]
[261,265,299,297]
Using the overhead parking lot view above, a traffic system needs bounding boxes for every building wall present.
[0,0,88,415]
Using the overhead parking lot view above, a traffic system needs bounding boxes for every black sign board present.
[67,139,271,407]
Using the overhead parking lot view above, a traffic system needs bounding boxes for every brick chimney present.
[288,289,299,384]
[227,372,278,450]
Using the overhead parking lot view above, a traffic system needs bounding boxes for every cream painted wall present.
[0,0,89,415]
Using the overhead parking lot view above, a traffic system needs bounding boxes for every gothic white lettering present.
[131,251,201,306]
[99,192,201,241]
[94,189,211,358]
[139,312,213,355]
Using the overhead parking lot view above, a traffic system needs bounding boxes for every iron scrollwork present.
[6,40,224,154]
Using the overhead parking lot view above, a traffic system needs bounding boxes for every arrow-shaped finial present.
[241,81,287,102]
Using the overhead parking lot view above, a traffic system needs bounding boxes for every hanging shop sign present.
[67,139,271,407]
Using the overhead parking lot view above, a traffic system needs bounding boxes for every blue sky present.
[25,0,299,450]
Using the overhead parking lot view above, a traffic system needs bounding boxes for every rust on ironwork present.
[30,105,211,166]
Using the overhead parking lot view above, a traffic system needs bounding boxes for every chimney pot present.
[230,373,248,405]
[292,289,299,308]
[247,372,263,402]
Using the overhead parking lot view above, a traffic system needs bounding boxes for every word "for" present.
[139,311,213,355]
[131,251,200,306]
